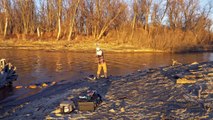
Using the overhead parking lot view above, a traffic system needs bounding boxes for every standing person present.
[96,46,107,79]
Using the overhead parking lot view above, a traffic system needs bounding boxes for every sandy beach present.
[0,61,213,119]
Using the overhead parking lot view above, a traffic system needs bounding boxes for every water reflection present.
[0,50,212,102]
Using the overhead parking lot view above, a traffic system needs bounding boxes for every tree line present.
[0,0,212,50]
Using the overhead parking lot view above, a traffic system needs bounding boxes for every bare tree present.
[16,0,36,34]
[0,0,12,38]
[57,0,62,40]
[180,0,199,31]
[167,0,183,30]
[96,0,126,40]
[151,0,169,25]
[135,0,153,30]
[67,0,81,41]
[0,0,212,51]
[3,1,8,37]
[131,0,139,39]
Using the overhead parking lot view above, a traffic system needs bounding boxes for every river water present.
[0,49,213,102]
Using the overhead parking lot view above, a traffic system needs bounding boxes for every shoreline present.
[0,40,213,53]
[0,61,213,119]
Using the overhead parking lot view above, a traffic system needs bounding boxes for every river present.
[0,49,213,103]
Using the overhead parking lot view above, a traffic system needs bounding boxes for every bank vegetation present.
[0,0,212,52]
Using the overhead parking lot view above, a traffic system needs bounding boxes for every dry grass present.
[0,26,212,53]
[105,25,213,52]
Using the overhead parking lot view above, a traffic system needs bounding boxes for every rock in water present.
[15,86,23,89]
[28,85,37,89]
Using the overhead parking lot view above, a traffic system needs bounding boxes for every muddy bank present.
[0,61,213,119]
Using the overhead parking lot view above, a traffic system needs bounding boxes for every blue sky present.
[202,0,213,30]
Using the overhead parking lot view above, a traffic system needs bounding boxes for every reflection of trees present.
[40,52,64,73]
[66,53,73,71]
[55,54,63,72]
[35,54,41,72]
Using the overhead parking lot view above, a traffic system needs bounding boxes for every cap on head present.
[96,47,100,51]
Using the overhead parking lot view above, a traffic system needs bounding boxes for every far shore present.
[0,40,213,53]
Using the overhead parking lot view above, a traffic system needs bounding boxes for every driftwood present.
[0,59,18,88]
